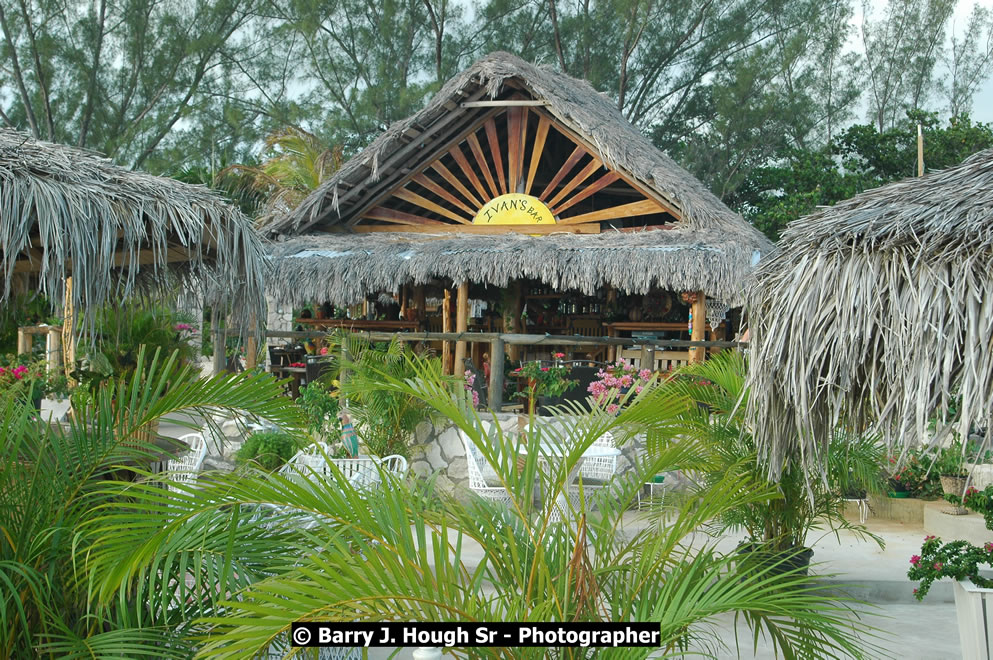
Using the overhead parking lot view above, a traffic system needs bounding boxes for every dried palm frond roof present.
[0,129,267,337]
[269,227,766,307]
[747,148,993,477]
[266,51,759,239]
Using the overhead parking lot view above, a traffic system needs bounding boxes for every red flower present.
[933,562,943,571]
[541,367,549,371]
[910,555,921,566]
[925,535,936,541]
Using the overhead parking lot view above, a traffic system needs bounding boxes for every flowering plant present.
[0,354,69,400]
[463,370,480,408]
[886,449,942,497]
[910,485,993,599]
[587,360,653,414]
[512,361,577,414]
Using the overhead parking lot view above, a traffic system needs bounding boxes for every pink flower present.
[541,367,549,371]
[471,390,480,407]
[319,347,328,355]
[635,385,643,394]
[606,404,619,414]
[985,542,993,553]
[933,562,943,571]
[619,374,633,387]
[554,352,565,359]
[174,323,193,331]
[925,535,936,541]
[910,555,921,566]
[913,588,918,595]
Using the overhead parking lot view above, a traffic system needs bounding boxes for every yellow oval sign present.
[473,194,555,225]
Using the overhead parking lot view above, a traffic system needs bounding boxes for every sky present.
[854,0,993,123]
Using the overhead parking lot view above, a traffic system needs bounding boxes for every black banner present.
[289,622,661,648]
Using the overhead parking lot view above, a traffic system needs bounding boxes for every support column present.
[16,328,30,356]
[61,276,76,379]
[505,281,523,362]
[488,338,505,411]
[211,310,225,375]
[414,285,426,323]
[442,288,452,374]
[453,281,469,375]
[690,292,707,363]
[46,327,62,374]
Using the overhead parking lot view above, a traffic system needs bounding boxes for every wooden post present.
[399,285,408,320]
[640,344,655,371]
[453,281,469,374]
[62,276,76,378]
[489,338,505,411]
[917,123,924,177]
[505,281,523,362]
[46,327,62,374]
[414,285,426,322]
[442,288,452,374]
[690,292,706,363]
[211,311,225,375]
[16,328,30,355]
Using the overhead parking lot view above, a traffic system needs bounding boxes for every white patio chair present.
[262,635,360,659]
[459,425,513,506]
[165,432,208,493]
[571,430,617,508]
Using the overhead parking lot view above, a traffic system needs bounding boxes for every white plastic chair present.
[459,426,513,506]
[165,433,207,493]
[569,431,616,511]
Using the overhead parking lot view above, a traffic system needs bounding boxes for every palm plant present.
[0,348,306,658]
[660,350,884,555]
[82,352,883,658]
[219,127,343,227]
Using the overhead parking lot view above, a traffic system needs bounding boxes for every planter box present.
[954,578,993,660]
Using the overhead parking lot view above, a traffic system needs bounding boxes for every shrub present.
[235,431,300,471]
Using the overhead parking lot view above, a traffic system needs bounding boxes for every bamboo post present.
[690,292,706,363]
[442,288,452,374]
[46,327,62,374]
[488,338,505,410]
[16,328,30,355]
[62,276,76,379]
[453,281,469,374]
[414,285,426,322]
[244,312,258,369]
[399,284,408,320]
[505,281,523,362]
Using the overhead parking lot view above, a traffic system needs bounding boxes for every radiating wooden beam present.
[552,171,620,214]
[525,115,550,196]
[507,108,523,193]
[393,188,472,225]
[538,146,584,201]
[466,133,500,199]
[411,173,477,216]
[557,199,662,225]
[351,222,601,234]
[484,119,507,195]
[449,145,490,203]
[430,162,483,210]
[364,207,449,226]
[546,157,603,209]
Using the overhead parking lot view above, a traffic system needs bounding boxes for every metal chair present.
[165,432,208,493]
[459,426,513,506]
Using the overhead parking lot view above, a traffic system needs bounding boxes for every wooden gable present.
[334,99,681,235]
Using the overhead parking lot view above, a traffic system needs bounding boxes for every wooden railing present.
[224,327,743,410]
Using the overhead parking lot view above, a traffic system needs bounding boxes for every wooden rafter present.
[552,171,620,214]
[538,145,584,201]
[393,188,472,225]
[557,199,662,225]
[546,156,603,209]
[507,107,523,193]
[466,133,499,199]
[448,145,490,202]
[430,162,483,210]
[484,119,507,195]
[525,115,550,196]
[352,222,600,235]
[411,173,476,216]
[364,207,448,226]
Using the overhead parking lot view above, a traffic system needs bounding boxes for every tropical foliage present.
[659,351,884,553]
[80,351,883,658]
[0,348,306,658]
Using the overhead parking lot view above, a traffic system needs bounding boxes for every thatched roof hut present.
[0,129,267,336]
[265,52,771,308]
[748,148,993,474]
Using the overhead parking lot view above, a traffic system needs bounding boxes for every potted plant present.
[665,352,883,576]
[937,439,970,499]
[511,360,578,417]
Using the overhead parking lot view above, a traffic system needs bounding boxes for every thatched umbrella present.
[0,129,267,344]
[748,148,993,475]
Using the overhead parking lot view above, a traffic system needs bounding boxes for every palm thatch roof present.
[0,129,267,337]
[747,148,993,475]
[265,52,771,304]
[270,227,765,307]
